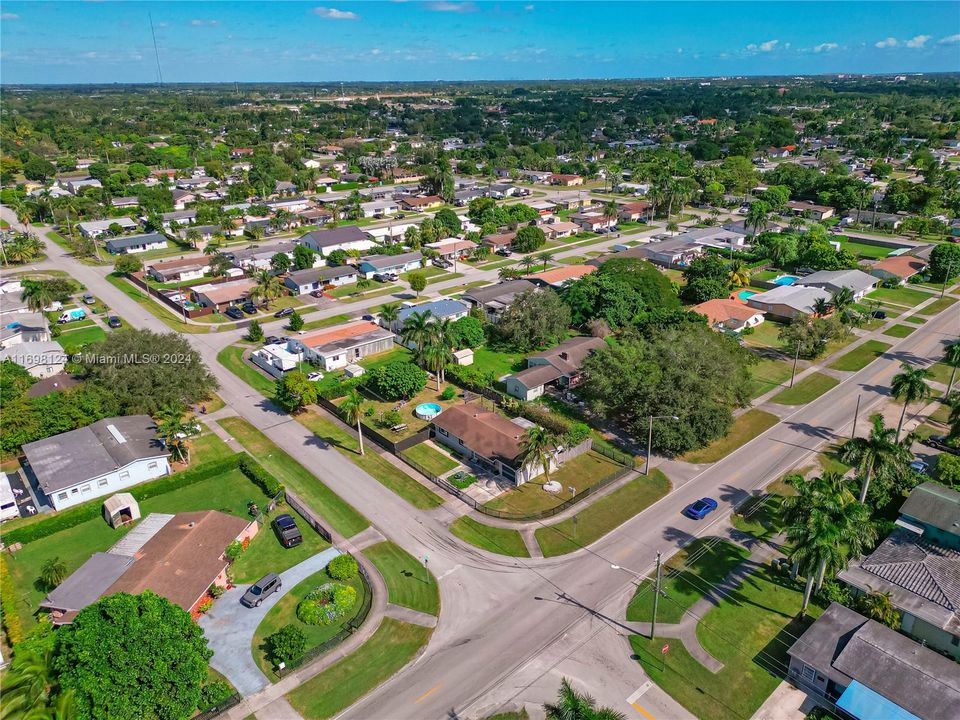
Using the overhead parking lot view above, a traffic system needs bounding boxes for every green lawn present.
[924,362,955,386]
[482,451,622,517]
[327,282,398,299]
[740,320,785,350]
[448,516,530,557]
[299,313,352,332]
[189,429,234,465]
[217,345,276,396]
[770,372,839,406]
[881,324,916,338]
[535,470,671,557]
[900,314,927,325]
[682,410,780,464]
[297,410,445,510]
[470,346,526,380]
[827,340,891,372]
[362,541,440,616]
[251,565,367,678]
[626,539,751,624]
[837,238,893,259]
[217,416,369,538]
[867,286,934,308]
[230,510,332,584]
[401,443,458,477]
[438,280,490,296]
[56,325,108,354]
[747,358,794,399]
[915,296,958,316]
[286,618,433,720]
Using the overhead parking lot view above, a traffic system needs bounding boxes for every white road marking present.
[438,563,462,580]
[626,681,653,705]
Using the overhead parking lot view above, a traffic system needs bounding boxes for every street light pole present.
[851,393,861,439]
[790,340,801,388]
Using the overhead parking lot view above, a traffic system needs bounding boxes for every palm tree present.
[520,255,537,273]
[185,228,201,249]
[544,678,625,720]
[728,259,751,288]
[520,426,557,485]
[1,645,57,714]
[891,362,932,440]
[20,281,56,313]
[746,201,770,238]
[203,240,223,256]
[812,297,831,317]
[788,215,806,232]
[249,269,283,309]
[780,471,854,578]
[665,220,679,236]
[423,317,454,388]
[400,310,434,366]
[830,287,858,325]
[40,557,68,590]
[536,250,555,271]
[340,389,367,456]
[155,405,199,464]
[839,413,912,503]
[943,342,960,399]
[379,302,401,328]
[860,588,900,628]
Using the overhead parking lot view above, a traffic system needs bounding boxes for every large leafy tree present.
[839,414,912,504]
[561,272,646,329]
[495,288,571,352]
[274,370,318,413]
[54,592,212,720]
[598,257,679,311]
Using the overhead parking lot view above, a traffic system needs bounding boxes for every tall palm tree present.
[520,255,537,273]
[839,413,912,503]
[520,426,557,485]
[340,389,367,456]
[40,557,68,590]
[155,404,199,464]
[746,201,770,238]
[943,342,960,399]
[20,281,56,313]
[423,317,454,387]
[728,259,751,288]
[891,362,932,440]
[536,250,556,271]
[830,287,859,325]
[544,678,625,720]
[379,302,401,328]
[249,269,283,309]
[665,220,679,236]
[812,297,831,317]
[203,241,223,256]
[400,310,434,366]
[780,471,853,578]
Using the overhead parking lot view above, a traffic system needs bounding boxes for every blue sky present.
[1,2,958,84]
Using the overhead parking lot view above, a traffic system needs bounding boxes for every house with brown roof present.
[504,336,605,401]
[617,201,652,222]
[541,221,580,241]
[785,200,835,221]
[481,231,517,251]
[692,298,765,333]
[526,264,596,288]
[287,320,395,371]
[147,255,211,283]
[869,254,927,285]
[193,278,256,311]
[399,195,444,211]
[548,174,584,186]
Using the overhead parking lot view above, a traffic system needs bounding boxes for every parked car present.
[224,306,245,320]
[432,258,452,269]
[374,272,399,282]
[106,316,122,329]
[241,302,258,315]
[310,289,325,298]
[870,310,887,320]
[271,514,303,548]
[495,248,512,257]
[265,336,283,345]
[274,307,294,318]
[909,459,929,474]
[923,435,960,456]
[57,308,87,324]
[361,314,377,322]
[683,497,718,520]
[240,573,282,607]
[82,293,95,305]
[306,371,324,382]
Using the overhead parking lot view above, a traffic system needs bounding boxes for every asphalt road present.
[5,206,958,719]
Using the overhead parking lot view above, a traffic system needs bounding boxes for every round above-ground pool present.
[772,275,800,286]
[415,403,442,420]
[737,290,758,301]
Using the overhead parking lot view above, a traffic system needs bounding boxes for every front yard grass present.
[867,286,934,308]
[297,409,445,510]
[448,517,530,558]
[286,618,432,720]
[625,539,751,624]
[401,443,458,477]
[217,344,276,396]
[747,357,794,399]
[362,541,439,616]
[217,416,369,538]
[770,372,839,406]
[55,325,108,354]
[534,470,670,557]
[915,296,958,316]
[827,340,891,372]
[924,362,955,386]
[189,427,234,465]
[682,410,779,464]
[482,451,622,516]
[881,323,915,338]
[230,510,332,584]
[470,346,526,380]
[299,313,352,332]
[251,565,367,678]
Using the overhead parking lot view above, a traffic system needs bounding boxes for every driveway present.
[200,547,341,697]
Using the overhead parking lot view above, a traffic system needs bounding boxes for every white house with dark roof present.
[104,233,168,255]
[796,269,878,301]
[299,226,376,256]
[283,265,358,294]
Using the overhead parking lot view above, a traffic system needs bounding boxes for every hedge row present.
[318,375,364,400]
[4,455,245,546]
[238,456,284,497]
[0,554,23,645]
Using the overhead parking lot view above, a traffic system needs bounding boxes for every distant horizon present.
[1,1,958,84]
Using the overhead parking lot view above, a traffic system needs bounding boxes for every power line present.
[148,12,163,87]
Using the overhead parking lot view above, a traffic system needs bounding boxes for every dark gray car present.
[240,572,281,608]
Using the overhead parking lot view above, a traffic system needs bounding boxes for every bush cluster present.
[198,681,234,712]
[326,554,359,580]
[296,583,357,626]
[238,456,283,497]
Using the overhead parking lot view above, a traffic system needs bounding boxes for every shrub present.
[327,554,359,580]
[379,409,403,428]
[445,363,497,394]
[296,583,357,626]
[937,452,960,488]
[449,316,484,349]
[208,584,225,599]
[238,455,283,497]
[318,375,363,400]
[266,624,307,667]
[365,362,427,401]
[197,599,214,614]
[198,681,234,711]
[512,225,546,253]
[247,320,264,342]
[225,541,244,563]
[288,311,304,331]
[0,554,23,645]
[440,386,456,401]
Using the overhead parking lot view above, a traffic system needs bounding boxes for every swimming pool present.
[737,290,758,301]
[772,275,800,286]
[414,403,442,420]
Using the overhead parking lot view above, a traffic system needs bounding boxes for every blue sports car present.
[683,497,718,520]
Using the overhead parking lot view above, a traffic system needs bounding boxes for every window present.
[147,462,158,470]
[119,471,130,481]
[71,488,79,494]
[801,665,816,683]
[80,484,92,494]
[98,478,109,487]
[438,428,449,437]
[58,492,68,501]
[952,636,959,647]
[458,439,464,446]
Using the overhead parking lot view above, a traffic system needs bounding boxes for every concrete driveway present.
[200,547,341,697]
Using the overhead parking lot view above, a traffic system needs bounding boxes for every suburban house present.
[526,264,596,288]
[266,197,311,214]
[869,255,927,284]
[0,312,49,349]
[431,402,563,486]
[570,213,617,233]
[787,602,960,719]
[250,342,300,378]
[147,256,211,283]
[64,177,102,195]
[283,265,359,294]
[393,299,469,333]
[838,482,960,659]
[357,251,423,279]
[796,269,878,300]
[104,233,168,255]
[159,209,198,228]
[426,239,477,260]
[192,278,256,311]
[693,299,765,333]
[746,285,833,320]
[519,169,553,183]
[299,226,376,257]
[617,201,652,222]
[462,280,537,321]
[171,190,196,210]
[681,226,749,251]
[454,188,487,206]
[504,336,605,401]
[223,241,296,271]
[541,221,580,240]
[785,200,835,221]
[78,217,138,239]
[527,200,557,217]
[609,239,705,268]
[0,341,68,378]
[481,231,517,251]
[41,510,257,624]
[288,320,395,371]
[21,415,170,511]
[548,174,584,186]
[360,199,400,218]
[846,208,904,231]
[399,195,443,211]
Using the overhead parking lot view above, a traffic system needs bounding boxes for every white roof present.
[749,285,832,313]
[78,217,137,232]
[0,473,15,510]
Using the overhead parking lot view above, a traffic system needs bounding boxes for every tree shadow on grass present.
[755,613,814,676]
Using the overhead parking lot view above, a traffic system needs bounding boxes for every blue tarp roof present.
[837,680,920,720]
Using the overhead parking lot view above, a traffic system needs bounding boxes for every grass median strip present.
[449,516,530,558]
[297,409,445,510]
[681,410,779,464]
[534,470,670,557]
[881,323,916,338]
[915,296,958,316]
[363,541,440,616]
[286,618,433,720]
[217,416,369,538]
[827,340,891,372]
[770,372,839,406]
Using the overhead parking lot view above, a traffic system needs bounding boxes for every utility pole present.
[790,340,801,388]
[646,415,654,476]
[941,257,955,299]
[851,393,861,439]
[651,551,662,640]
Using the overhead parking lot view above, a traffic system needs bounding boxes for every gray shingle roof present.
[39,552,133,613]
[300,225,369,249]
[900,481,960,536]
[105,232,167,250]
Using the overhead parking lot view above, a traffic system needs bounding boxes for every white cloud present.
[370,47,383,55]
[938,34,960,45]
[875,37,898,48]
[427,2,477,12]
[312,7,360,20]
[449,51,481,61]
[1,12,20,20]
[813,42,839,53]
[905,34,931,48]
[746,39,779,53]
[523,4,534,10]
[190,19,220,27]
